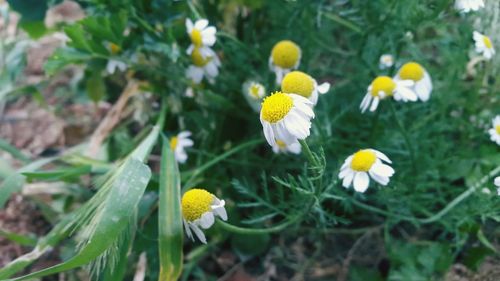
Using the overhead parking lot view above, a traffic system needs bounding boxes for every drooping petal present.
[353,172,370,193]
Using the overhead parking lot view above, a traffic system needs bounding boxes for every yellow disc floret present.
[281,71,314,98]
[351,150,377,172]
[170,136,178,151]
[109,43,121,54]
[261,92,293,123]
[370,76,396,97]
[249,83,263,99]
[399,62,425,81]
[496,125,500,135]
[191,48,211,67]
[182,189,214,222]
[276,139,287,149]
[190,29,203,47]
[271,40,301,69]
[483,36,493,49]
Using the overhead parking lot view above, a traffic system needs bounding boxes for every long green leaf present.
[7,159,151,281]
[158,135,183,281]
[0,213,75,279]
[0,157,55,208]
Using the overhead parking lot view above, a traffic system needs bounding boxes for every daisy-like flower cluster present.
[473,31,495,60]
[361,61,433,113]
[185,18,221,86]
[170,131,194,164]
[181,189,227,244]
[339,149,395,193]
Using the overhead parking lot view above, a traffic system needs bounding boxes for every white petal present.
[287,142,302,154]
[342,169,355,188]
[373,150,392,164]
[353,172,370,193]
[369,97,380,112]
[194,19,209,30]
[317,82,330,94]
[371,162,395,177]
[199,212,215,229]
[183,220,194,241]
[186,18,193,32]
[494,177,500,187]
[262,121,276,146]
[190,223,207,244]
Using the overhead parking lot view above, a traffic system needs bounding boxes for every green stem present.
[298,139,323,190]
[217,216,300,235]
[181,139,263,189]
[298,139,319,168]
[350,166,500,224]
[418,166,500,224]
[322,12,362,34]
[388,101,416,172]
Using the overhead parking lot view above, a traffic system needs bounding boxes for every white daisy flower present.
[106,59,127,74]
[394,62,433,102]
[181,189,227,244]
[455,0,484,13]
[106,43,127,74]
[242,81,266,112]
[186,47,221,84]
[379,54,394,69]
[272,139,301,154]
[473,31,495,60]
[495,177,500,196]
[488,115,500,145]
[360,76,417,113]
[339,149,395,193]
[269,40,302,84]
[281,71,330,106]
[170,131,194,164]
[185,18,217,58]
[260,91,314,147]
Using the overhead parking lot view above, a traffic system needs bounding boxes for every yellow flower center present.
[191,48,211,67]
[109,43,121,54]
[170,136,178,150]
[271,40,301,69]
[371,76,396,97]
[281,71,314,98]
[483,36,493,49]
[276,139,287,149]
[496,125,500,135]
[249,84,263,99]
[351,150,377,172]
[182,189,214,222]
[190,29,203,47]
[261,92,293,123]
[399,62,425,81]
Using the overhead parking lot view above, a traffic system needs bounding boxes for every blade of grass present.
[158,134,183,281]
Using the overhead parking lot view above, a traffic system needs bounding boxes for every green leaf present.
[86,71,107,103]
[8,159,152,281]
[0,213,75,279]
[158,135,183,281]
[0,138,30,162]
[7,0,48,21]
[18,21,49,39]
[6,125,163,281]
[0,157,55,208]
[44,47,92,75]
[22,165,92,181]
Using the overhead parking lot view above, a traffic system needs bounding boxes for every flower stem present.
[216,216,300,235]
[298,139,320,168]
[388,101,416,172]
